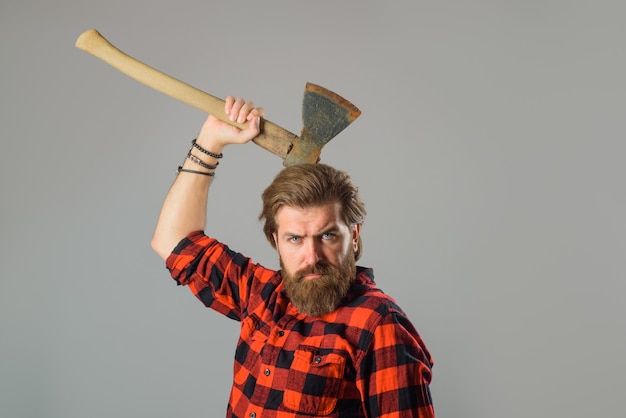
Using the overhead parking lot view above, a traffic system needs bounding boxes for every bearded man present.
[152,96,435,417]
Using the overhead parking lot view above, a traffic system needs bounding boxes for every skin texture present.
[273,203,361,316]
[273,203,360,279]
[151,97,263,260]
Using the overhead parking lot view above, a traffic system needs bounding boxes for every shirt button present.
[314,356,322,364]
[277,330,285,337]
[264,368,271,376]
[250,413,256,418]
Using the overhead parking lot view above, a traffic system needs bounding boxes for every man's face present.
[273,202,361,317]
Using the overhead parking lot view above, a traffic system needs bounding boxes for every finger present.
[247,108,265,122]
[238,101,255,123]
[229,97,245,122]
[239,116,262,141]
[224,96,235,115]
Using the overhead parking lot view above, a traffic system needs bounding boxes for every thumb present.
[238,116,262,142]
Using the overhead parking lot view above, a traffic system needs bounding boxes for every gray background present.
[1,1,624,417]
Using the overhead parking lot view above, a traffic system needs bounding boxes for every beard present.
[281,255,356,317]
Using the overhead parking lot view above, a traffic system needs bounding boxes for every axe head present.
[283,83,361,166]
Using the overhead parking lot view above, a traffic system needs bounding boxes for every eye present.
[288,236,302,244]
[321,232,336,240]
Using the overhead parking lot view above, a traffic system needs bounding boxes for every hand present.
[195,97,265,153]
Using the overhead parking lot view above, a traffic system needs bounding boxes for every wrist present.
[193,136,224,157]
[187,151,219,170]
[175,138,223,178]
[190,138,224,159]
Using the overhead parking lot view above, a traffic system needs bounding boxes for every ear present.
[351,224,361,252]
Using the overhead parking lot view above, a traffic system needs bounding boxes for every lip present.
[303,274,322,280]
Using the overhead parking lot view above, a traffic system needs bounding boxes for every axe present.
[75,29,361,166]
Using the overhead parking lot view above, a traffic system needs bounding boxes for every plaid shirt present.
[166,231,434,417]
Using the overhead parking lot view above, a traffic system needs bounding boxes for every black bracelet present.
[187,152,219,170]
[191,138,223,159]
[176,166,215,177]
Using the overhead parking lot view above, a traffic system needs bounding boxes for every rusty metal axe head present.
[283,83,361,166]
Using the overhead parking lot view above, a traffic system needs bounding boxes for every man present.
[152,96,434,417]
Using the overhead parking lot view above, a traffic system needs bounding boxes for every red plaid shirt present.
[166,231,434,417]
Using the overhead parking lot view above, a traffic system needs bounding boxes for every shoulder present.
[345,266,410,323]
[348,286,411,334]
[340,268,431,347]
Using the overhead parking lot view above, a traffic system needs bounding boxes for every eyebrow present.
[281,225,342,239]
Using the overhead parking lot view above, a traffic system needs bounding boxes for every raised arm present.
[151,97,264,260]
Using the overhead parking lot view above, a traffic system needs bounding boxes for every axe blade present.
[283,83,361,166]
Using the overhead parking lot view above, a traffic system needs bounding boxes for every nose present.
[303,239,322,266]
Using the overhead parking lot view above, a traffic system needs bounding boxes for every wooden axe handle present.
[75,29,295,159]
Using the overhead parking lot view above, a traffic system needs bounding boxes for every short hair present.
[259,163,366,260]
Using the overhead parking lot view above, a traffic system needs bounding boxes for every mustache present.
[294,263,336,280]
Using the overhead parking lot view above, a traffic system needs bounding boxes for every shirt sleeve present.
[358,311,435,418]
[165,230,277,321]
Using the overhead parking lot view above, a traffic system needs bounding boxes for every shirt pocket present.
[234,314,268,386]
[283,346,346,416]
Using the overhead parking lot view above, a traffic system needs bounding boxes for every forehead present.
[275,202,344,230]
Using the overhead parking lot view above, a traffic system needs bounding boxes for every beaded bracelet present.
[191,138,223,159]
[187,152,219,170]
[176,166,215,177]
